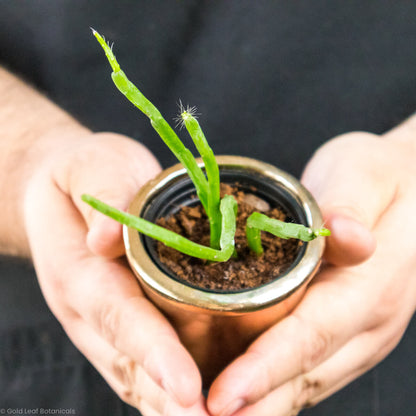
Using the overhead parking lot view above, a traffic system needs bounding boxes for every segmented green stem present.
[82,194,237,262]
[246,212,331,255]
[181,110,221,249]
[92,29,208,211]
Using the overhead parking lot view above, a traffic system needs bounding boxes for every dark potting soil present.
[156,184,303,292]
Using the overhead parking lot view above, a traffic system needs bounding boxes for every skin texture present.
[0,67,208,416]
[1,65,416,415]
[207,129,416,416]
[24,131,212,415]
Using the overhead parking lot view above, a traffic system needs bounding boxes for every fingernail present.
[220,398,245,416]
[332,215,375,245]
[325,214,376,265]
[331,214,368,232]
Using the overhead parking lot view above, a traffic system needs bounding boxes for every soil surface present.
[156,184,303,292]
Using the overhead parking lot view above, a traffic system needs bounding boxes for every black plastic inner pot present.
[140,166,308,293]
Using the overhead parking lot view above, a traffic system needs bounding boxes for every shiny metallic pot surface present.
[124,156,325,386]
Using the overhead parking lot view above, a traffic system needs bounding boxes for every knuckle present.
[329,131,379,147]
[97,301,121,347]
[113,353,136,385]
[292,375,323,410]
[369,281,406,327]
[112,355,156,413]
[303,131,382,185]
[371,301,397,327]
[112,354,136,401]
[313,131,379,163]
[370,320,409,366]
[117,386,136,407]
[297,318,332,373]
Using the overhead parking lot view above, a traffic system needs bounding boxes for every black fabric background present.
[0,1,415,414]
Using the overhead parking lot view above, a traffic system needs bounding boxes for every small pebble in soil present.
[156,184,303,292]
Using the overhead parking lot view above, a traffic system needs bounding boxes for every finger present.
[228,320,407,416]
[208,188,416,416]
[207,265,371,416]
[66,317,209,415]
[301,132,397,266]
[67,257,202,406]
[64,315,142,408]
[26,180,201,407]
[53,133,161,258]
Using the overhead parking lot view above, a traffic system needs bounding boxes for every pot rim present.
[124,155,324,313]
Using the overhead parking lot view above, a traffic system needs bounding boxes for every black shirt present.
[1,1,415,414]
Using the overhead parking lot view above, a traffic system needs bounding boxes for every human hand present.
[207,126,416,416]
[23,131,209,416]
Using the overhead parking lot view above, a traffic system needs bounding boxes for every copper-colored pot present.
[124,156,325,386]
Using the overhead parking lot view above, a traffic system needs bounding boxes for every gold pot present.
[124,156,325,386]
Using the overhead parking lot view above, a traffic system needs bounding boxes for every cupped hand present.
[23,131,208,416]
[207,127,416,416]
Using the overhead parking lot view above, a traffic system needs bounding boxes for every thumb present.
[301,132,396,266]
[55,133,161,258]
